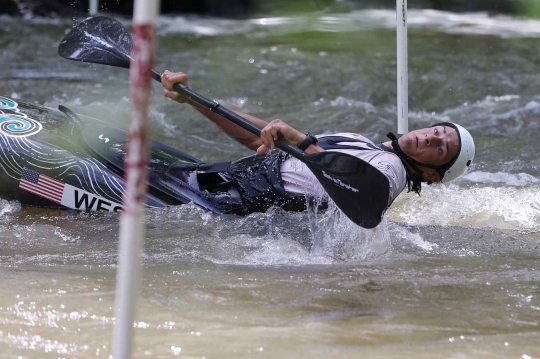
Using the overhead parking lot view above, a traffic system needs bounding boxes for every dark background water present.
[2,0,540,18]
[0,8,539,359]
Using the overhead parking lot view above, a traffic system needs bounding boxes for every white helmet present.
[433,122,475,183]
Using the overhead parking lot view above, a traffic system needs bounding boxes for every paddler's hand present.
[257,119,306,154]
[161,70,191,104]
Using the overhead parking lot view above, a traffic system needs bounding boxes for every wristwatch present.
[298,133,318,151]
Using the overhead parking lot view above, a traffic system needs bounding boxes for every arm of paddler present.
[161,70,265,150]
[257,120,325,155]
[161,70,325,155]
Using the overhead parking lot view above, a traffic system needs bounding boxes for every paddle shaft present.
[150,69,308,161]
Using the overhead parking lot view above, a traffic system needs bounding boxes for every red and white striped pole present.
[112,0,160,358]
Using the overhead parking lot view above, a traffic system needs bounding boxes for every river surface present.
[0,9,539,359]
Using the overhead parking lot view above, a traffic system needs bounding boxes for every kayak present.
[0,93,389,228]
[0,95,238,213]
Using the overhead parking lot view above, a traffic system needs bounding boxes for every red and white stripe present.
[114,1,160,359]
[19,172,65,203]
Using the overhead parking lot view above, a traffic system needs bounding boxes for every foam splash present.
[307,202,392,262]
[462,171,540,186]
[5,9,540,39]
[53,227,81,243]
[240,236,333,265]
[0,199,21,217]
[156,10,540,38]
[445,95,539,136]
[405,94,540,138]
[329,96,377,113]
[407,9,540,38]
[145,201,392,265]
[390,184,540,230]
[390,223,438,252]
[159,16,254,36]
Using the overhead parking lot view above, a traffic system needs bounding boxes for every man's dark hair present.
[406,175,431,195]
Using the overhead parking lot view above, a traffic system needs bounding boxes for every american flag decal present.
[19,168,65,204]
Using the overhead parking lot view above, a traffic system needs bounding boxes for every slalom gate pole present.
[112,0,160,358]
[397,0,409,134]
[89,0,99,15]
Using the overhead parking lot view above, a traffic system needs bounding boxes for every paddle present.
[58,16,390,229]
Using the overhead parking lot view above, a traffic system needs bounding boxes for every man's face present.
[398,125,460,182]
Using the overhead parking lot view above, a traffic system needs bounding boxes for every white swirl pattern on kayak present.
[0,96,43,138]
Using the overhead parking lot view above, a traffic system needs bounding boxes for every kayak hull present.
[0,96,206,211]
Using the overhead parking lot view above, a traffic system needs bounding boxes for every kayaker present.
[161,71,476,213]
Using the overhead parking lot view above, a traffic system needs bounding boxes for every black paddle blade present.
[304,152,389,229]
[58,16,132,69]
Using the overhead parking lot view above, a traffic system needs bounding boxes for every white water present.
[157,10,540,38]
